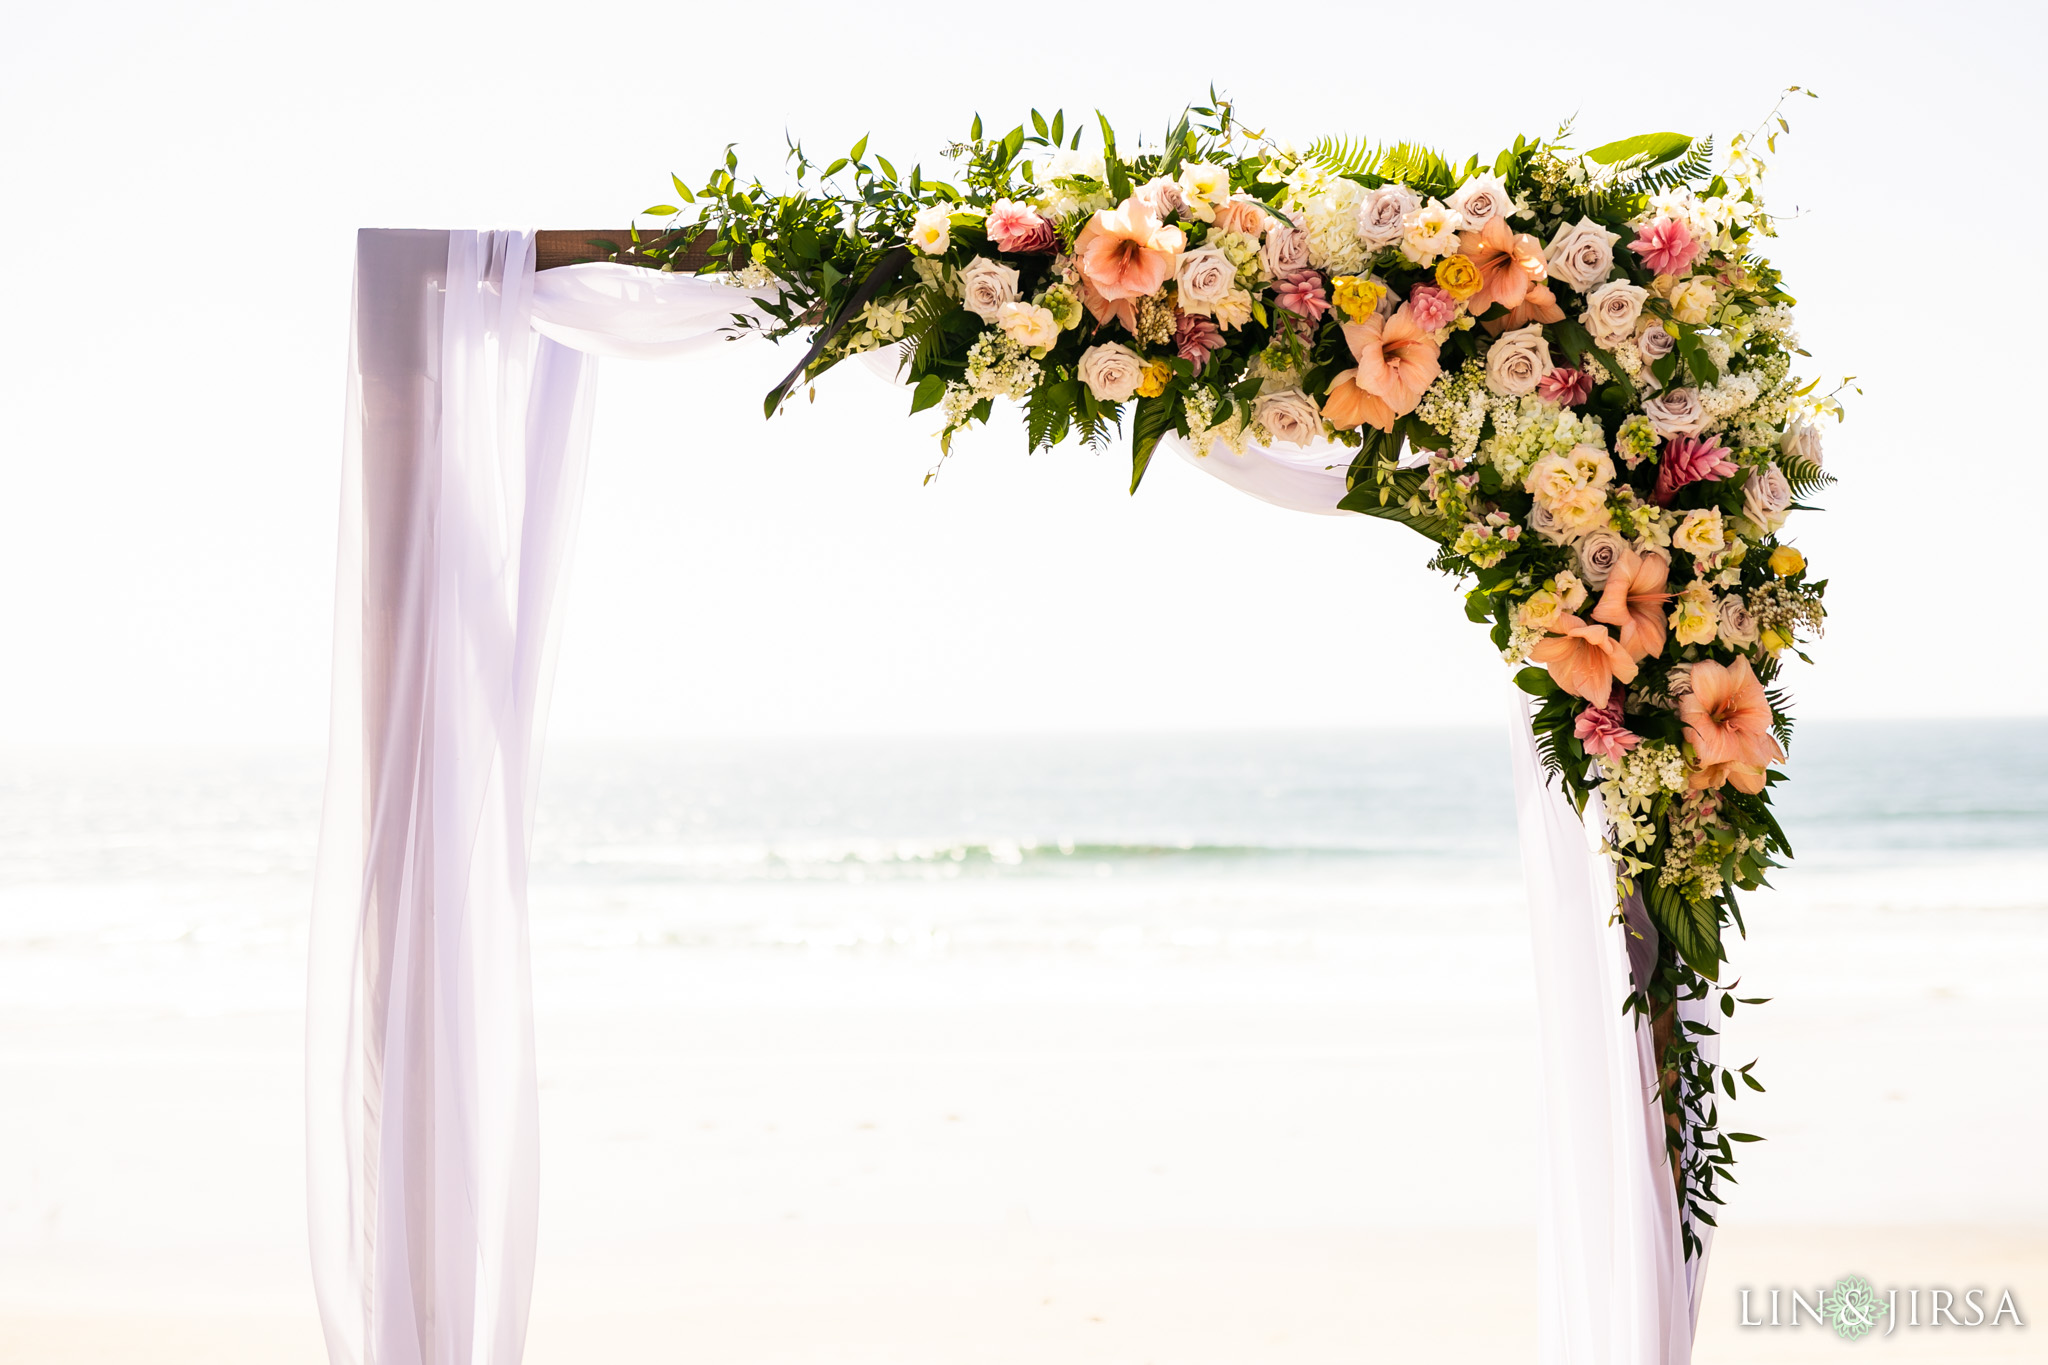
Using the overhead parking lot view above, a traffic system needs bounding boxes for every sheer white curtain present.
[313,248,1699,1364]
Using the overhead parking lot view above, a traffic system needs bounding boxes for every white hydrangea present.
[1281,168,1370,276]
[1481,399,1608,487]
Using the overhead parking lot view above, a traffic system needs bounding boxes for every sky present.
[1,0,2041,743]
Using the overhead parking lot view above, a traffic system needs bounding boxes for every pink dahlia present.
[1174,312,1226,373]
[1651,434,1738,505]
[985,199,1057,254]
[1538,366,1592,407]
[1404,283,1458,333]
[1628,217,1702,277]
[1273,268,1330,323]
[1574,695,1641,762]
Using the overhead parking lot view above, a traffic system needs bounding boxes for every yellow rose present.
[1331,275,1386,322]
[1434,254,1483,302]
[1670,278,1718,325]
[1670,586,1719,647]
[1518,589,1563,632]
[1768,545,1806,577]
[1758,627,1790,655]
[1134,360,1174,399]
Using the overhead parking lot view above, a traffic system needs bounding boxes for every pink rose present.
[1629,217,1702,277]
[1404,283,1458,333]
[1539,367,1592,407]
[1261,212,1311,277]
[1642,387,1706,439]
[1212,197,1273,237]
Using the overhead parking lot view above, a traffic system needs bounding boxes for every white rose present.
[1716,592,1759,648]
[1524,451,1582,506]
[1642,387,1706,439]
[1254,389,1324,448]
[1544,217,1620,292]
[958,256,1021,321]
[1781,419,1824,469]
[1672,507,1726,559]
[1261,212,1312,277]
[1742,462,1794,532]
[1077,341,1146,403]
[1636,318,1676,361]
[1582,280,1649,341]
[1356,183,1419,247]
[908,204,954,256]
[1400,200,1464,265]
[1575,530,1631,588]
[996,301,1060,353]
[1447,172,1511,233]
[1048,147,1107,183]
[1177,162,1231,220]
[1175,247,1237,307]
[1485,323,1552,397]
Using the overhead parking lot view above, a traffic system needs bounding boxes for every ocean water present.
[0,722,2043,1015]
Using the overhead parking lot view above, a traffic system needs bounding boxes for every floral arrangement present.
[628,91,1842,1246]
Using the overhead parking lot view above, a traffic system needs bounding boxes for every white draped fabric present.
[313,241,1699,1364]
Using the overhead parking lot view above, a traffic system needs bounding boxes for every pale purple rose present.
[1642,386,1707,439]
[1357,184,1419,247]
[1405,283,1458,333]
[1636,320,1676,361]
[1261,212,1312,277]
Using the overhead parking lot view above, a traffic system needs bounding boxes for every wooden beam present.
[534,228,717,272]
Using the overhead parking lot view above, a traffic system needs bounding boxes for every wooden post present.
[534,229,716,272]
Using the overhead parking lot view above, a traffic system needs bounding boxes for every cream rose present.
[1261,213,1312,277]
[1552,485,1611,538]
[1582,280,1649,341]
[1543,217,1620,292]
[1175,247,1237,308]
[1047,147,1107,183]
[1255,389,1324,448]
[1448,172,1511,233]
[908,203,954,256]
[1642,387,1707,439]
[1518,589,1563,631]
[1077,342,1147,403]
[1672,507,1727,559]
[1400,200,1464,265]
[996,301,1060,353]
[1485,323,1552,397]
[1671,584,1718,647]
[1566,443,1616,488]
[1524,452,1581,506]
[1716,592,1759,648]
[1553,569,1588,613]
[1781,418,1824,469]
[1636,318,1676,361]
[1356,184,1419,247]
[1575,530,1630,588]
[958,256,1021,321]
[1669,277,1717,325]
[1741,462,1794,532]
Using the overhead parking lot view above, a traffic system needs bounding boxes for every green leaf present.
[1513,666,1558,698]
[1030,108,1048,138]
[875,156,897,183]
[1129,391,1176,493]
[849,134,869,163]
[640,205,679,216]
[969,113,982,141]
[1727,1132,1765,1143]
[823,158,849,178]
[670,173,695,204]
[1585,132,1692,167]
[909,374,947,415]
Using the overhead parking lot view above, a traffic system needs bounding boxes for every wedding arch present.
[308,96,1835,1365]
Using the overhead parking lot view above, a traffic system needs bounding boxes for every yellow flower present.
[1330,275,1386,322]
[1768,545,1806,577]
[1135,360,1174,399]
[1434,253,1483,302]
[1758,627,1790,655]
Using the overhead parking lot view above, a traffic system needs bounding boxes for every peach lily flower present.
[1679,658,1785,794]
[1321,369,1396,432]
[1482,281,1565,335]
[1076,276,1138,333]
[1340,304,1441,419]
[1073,196,1185,304]
[1529,614,1638,709]
[1590,548,1672,661]
[1455,217,1548,315]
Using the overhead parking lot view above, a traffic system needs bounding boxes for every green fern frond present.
[1303,134,1383,177]
[1780,451,1833,500]
[1623,136,1714,195]
[902,290,954,377]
